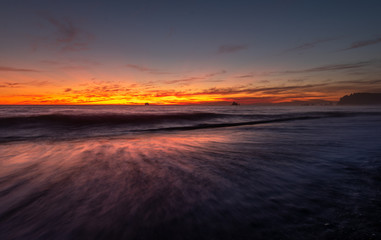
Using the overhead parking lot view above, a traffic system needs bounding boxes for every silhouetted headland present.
[338,93,381,105]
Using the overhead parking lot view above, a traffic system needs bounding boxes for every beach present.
[0,105,380,239]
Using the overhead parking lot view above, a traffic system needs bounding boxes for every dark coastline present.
[338,93,381,105]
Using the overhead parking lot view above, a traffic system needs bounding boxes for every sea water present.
[0,105,380,239]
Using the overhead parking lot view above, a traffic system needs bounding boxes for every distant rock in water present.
[232,101,240,106]
[144,103,149,106]
[338,93,381,105]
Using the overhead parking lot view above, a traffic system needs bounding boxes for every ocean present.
[0,105,380,239]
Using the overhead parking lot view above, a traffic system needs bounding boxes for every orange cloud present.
[1,70,379,105]
[126,64,169,74]
[0,66,40,72]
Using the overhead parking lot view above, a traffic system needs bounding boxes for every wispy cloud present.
[70,83,131,99]
[287,78,305,83]
[165,77,202,84]
[40,58,101,71]
[343,37,381,50]
[314,78,381,94]
[0,80,50,88]
[27,80,51,87]
[164,70,226,84]
[279,61,371,74]
[143,84,326,98]
[336,79,381,85]
[0,82,22,88]
[10,78,379,104]
[0,66,40,72]
[236,74,254,79]
[198,84,326,96]
[60,65,88,71]
[283,37,341,53]
[40,60,60,65]
[205,70,226,77]
[39,13,94,51]
[259,80,270,83]
[217,44,248,54]
[234,61,373,79]
[215,95,332,105]
[126,64,169,74]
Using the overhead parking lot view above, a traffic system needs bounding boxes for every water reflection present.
[0,132,242,239]
[0,125,380,239]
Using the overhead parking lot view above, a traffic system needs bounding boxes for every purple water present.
[0,105,380,239]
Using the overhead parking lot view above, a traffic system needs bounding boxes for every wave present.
[1,111,380,127]
[0,112,227,127]
[140,115,323,132]
[140,111,381,132]
[1,111,380,143]
[1,109,381,240]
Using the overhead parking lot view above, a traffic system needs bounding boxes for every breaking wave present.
[1,110,381,142]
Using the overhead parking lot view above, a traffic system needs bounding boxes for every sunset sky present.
[1,0,381,105]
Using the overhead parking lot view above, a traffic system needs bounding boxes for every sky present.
[1,0,381,105]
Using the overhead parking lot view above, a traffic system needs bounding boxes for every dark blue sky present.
[1,0,381,104]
